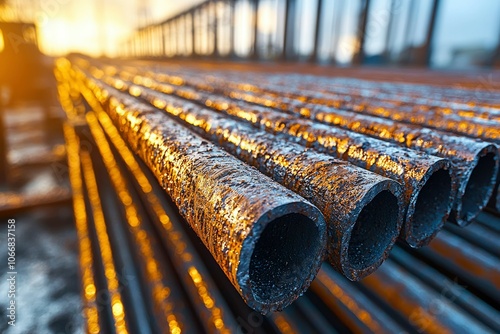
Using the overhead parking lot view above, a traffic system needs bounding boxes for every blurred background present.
[0,1,499,333]
[0,0,499,67]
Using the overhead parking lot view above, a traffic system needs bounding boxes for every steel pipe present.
[89,96,239,332]
[99,78,404,280]
[207,72,500,143]
[311,264,405,333]
[76,72,328,314]
[80,150,131,334]
[63,123,101,334]
[106,68,453,248]
[86,112,200,333]
[409,229,500,303]
[390,246,500,331]
[182,78,497,225]
[360,258,493,333]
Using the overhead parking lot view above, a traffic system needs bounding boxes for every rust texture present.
[91,102,238,332]
[178,70,500,143]
[77,70,327,314]
[101,67,453,248]
[128,66,500,223]
[100,77,405,281]
[157,72,498,225]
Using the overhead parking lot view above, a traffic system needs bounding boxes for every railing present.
[121,0,500,68]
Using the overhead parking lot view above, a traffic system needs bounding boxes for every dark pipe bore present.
[411,169,453,246]
[249,213,321,305]
[460,152,497,223]
[348,190,399,272]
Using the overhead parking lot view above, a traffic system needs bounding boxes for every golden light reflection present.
[315,270,382,333]
[81,150,130,334]
[0,29,4,52]
[63,123,100,334]
[73,72,232,333]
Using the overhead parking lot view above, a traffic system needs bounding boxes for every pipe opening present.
[249,213,320,304]
[348,190,399,271]
[412,169,452,241]
[460,152,497,222]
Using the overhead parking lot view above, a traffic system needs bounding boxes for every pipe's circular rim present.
[405,158,453,247]
[454,145,499,226]
[340,179,403,281]
[237,200,326,314]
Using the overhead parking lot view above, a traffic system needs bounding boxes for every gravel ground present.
[0,208,83,334]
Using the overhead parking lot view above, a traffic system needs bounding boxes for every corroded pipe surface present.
[170,75,497,225]
[104,68,453,248]
[115,64,500,215]
[183,71,500,142]
[77,73,327,314]
[98,78,404,281]
[91,103,238,332]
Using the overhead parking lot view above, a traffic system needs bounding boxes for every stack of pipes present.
[56,57,500,333]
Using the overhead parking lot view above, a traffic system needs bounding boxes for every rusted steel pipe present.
[77,73,328,314]
[90,97,239,332]
[235,74,500,120]
[360,258,494,333]
[176,78,498,226]
[63,123,101,334]
[207,72,500,143]
[118,64,500,215]
[105,69,453,248]
[271,76,500,122]
[86,111,201,333]
[390,247,500,331]
[310,264,405,333]
[99,78,404,281]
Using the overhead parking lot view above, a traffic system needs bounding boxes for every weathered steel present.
[99,77,405,281]
[214,73,500,142]
[78,71,328,314]
[173,68,500,215]
[91,99,239,332]
[86,111,200,333]
[169,75,497,225]
[107,68,453,248]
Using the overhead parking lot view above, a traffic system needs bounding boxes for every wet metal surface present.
[100,67,452,248]
[99,76,404,280]
[74,71,327,313]
[50,57,500,333]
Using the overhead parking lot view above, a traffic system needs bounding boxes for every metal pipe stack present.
[56,57,500,333]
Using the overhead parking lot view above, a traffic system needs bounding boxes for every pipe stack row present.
[56,57,500,333]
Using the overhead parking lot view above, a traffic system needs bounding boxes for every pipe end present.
[340,182,402,281]
[237,202,326,314]
[454,148,499,226]
[405,163,453,247]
